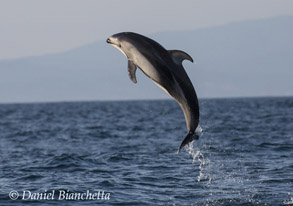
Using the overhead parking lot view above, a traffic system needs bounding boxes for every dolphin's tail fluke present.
[177,131,198,153]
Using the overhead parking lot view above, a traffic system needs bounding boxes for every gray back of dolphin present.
[107,32,199,152]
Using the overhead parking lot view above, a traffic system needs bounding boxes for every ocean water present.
[0,97,292,205]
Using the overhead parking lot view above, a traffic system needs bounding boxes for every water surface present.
[0,97,292,205]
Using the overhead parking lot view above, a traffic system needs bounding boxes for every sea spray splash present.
[283,193,293,205]
[185,142,210,182]
[185,126,211,182]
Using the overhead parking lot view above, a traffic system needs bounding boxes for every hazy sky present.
[1,0,293,60]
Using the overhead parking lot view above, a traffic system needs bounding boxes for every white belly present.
[132,50,161,83]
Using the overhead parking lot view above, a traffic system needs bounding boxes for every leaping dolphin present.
[107,32,199,152]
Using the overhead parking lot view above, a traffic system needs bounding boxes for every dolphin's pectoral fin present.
[128,60,137,83]
[177,131,198,153]
[168,50,194,65]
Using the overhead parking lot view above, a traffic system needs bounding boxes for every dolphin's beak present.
[107,38,121,48]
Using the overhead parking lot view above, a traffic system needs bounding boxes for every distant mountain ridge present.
[0,16,292,103]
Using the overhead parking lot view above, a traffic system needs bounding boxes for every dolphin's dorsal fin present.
[128,60,137,83]
[168,50,193,65]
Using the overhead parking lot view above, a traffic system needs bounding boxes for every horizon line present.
[0,94,292,105]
